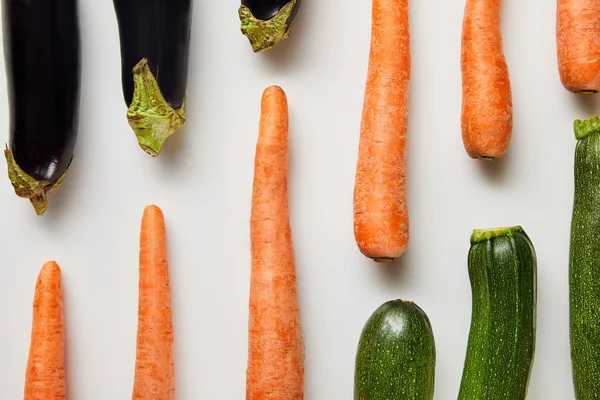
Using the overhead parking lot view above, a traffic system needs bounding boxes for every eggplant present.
[113,0,192,156]
[2,0,81,215]
[239,0,302,52]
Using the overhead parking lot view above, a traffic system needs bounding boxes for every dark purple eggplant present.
[113,0,192,156]
[2,0,81,215]
[239,0,302,52]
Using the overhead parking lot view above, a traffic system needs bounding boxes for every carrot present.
[353,0,410,262]
[557,0,600,94]
[132,205,175,400]
[24,261,65,400]
[246,86,304,399]
[461,0,512,159]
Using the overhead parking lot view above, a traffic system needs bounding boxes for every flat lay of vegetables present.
[557,0,600,94]
[246,86,304,399]
[239,0,302,52]
[24,261,66,400]
[354,300,436,400]
[113,0,192,156]
[461,0,512,159]
[353,0,411,262]
[133,205,175,400]
[1,0,598,397]
[569,116,600,398]
[458,227,537,400]
[2,0,81,215]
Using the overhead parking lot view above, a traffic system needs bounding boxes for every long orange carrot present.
[461,0,512,160]
[24,261,65,400]
[132,205,174,400]
[246,86,304,399]
[557,0,600,94]
[353,0,410,262]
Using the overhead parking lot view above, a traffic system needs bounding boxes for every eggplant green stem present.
[127,58,186,157]
[239,0,297,52]
[4,146,70,216]
[471,226,524,244]
[574,116,600,141]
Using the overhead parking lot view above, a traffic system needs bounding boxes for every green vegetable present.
[458,226,537,400]
[354,300,436,400]
[570,116,600,399]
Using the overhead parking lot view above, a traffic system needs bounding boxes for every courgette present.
[354,300,436,400]
[458,226,537,400]
[570,116,600,399]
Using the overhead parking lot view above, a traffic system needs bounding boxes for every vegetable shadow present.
[372,247,414,290]
[37,157,85,223]
[476,148,512,181]
[62,278,73,399]
[574,93,600,117]
[258,4,309,70]
[157,124,188,168]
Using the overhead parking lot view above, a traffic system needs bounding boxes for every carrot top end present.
[574,116,600,141]
[127,58,186,157]
[239,0,296,52]
[470,226,524,244]
[4,146,70,216]
[372,257,395,263]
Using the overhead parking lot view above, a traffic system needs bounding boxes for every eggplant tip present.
[4,146,70,216]
[126,59,186,156]
[239,0,297,52]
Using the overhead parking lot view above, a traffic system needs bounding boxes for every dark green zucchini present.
[458,226,537,400]
[570,116,600,399]
[354,300,436,400]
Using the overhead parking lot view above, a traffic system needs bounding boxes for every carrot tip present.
[372,257,395,263]
[41,260,61,273]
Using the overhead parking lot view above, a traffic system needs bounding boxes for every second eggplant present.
[113,0,192,156]
[239,0,302,52]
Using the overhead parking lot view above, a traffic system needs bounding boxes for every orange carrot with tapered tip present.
[557,0,600,93]
[354,0,410,262]
[132,205,175,400]
[246,86,304,399]
[461,0,512,159]
[24,261,65,400]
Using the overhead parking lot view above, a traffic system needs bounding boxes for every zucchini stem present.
[470,226,524,244]
[239,0,297,52]
[4,146,70,215]
[127,58,186,157]
[574,116,600,141]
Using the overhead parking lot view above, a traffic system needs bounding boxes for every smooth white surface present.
[0,0,585,398]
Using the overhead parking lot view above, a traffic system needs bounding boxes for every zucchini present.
[354,300,436,400]
[458,226,537,400]
[570,116,600,399]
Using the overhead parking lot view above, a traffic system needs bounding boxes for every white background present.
[0,0,587,398]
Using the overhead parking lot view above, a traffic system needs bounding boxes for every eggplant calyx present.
[126,58,186,157]
[4,146,70,216]
[239,0,297,52]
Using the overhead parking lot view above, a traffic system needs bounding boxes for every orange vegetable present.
[461,0,512,159]
[24,261,65,400]
[557,0,600,93]
[354,0,410,262]
[132,205,175,400]
[246,86,304,399]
